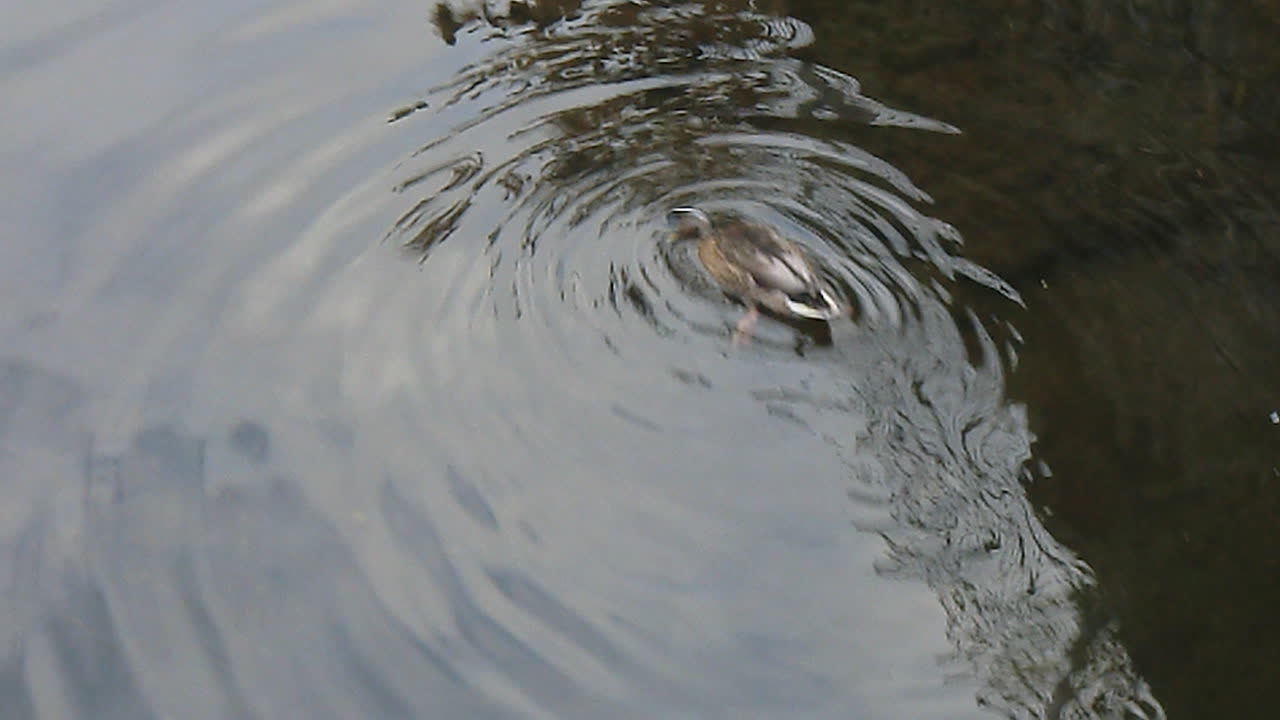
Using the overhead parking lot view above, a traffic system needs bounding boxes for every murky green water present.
[1,1,1275,718]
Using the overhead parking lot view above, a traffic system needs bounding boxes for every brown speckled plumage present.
[672,207,842,322]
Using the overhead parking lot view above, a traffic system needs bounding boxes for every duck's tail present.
[783,287,843,320]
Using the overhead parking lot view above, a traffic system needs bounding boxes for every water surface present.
[3,1,1276,718]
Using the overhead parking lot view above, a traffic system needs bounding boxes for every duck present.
[669,206,843,343]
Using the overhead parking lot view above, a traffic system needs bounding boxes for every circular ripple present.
[386,2,1016,387]
[2,0,1165,717]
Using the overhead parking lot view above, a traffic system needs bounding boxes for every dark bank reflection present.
[777,2,1280,717]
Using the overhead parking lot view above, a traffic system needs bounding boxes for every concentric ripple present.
[387,0,1019,367]
[0,0,1167,718]
[372,2,1163,718]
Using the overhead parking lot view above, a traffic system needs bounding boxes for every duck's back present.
[717,222,815,295]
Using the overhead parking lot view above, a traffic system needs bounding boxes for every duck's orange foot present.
[731,306,760,347]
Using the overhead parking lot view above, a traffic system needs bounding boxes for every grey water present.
[1,1,1276,718]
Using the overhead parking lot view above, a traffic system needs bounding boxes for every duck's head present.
[668,206,714,241]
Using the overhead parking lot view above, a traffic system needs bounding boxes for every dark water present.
[1,1,1275,718]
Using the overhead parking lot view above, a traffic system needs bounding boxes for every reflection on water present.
[0,0,1205,718]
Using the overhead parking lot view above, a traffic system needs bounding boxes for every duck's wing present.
[719,223,842,319]
[718,224,815,294]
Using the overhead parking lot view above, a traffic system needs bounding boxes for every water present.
[2,1,1276,718]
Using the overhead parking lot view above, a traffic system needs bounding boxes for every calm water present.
[1,1,1276,718]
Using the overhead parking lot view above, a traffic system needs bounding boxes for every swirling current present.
[0,1,1167,718]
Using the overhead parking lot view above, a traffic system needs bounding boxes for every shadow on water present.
[1,0,1274,719]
